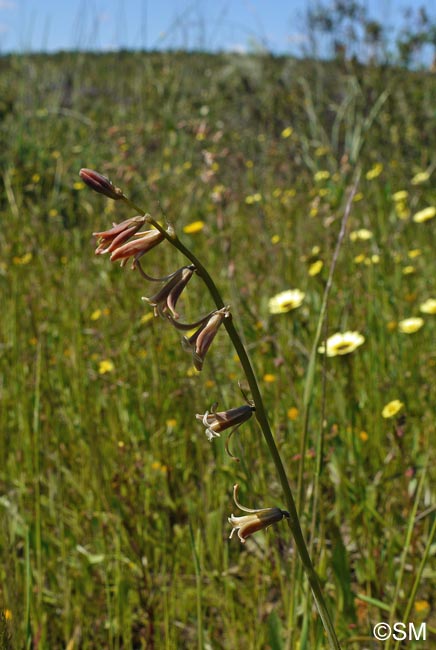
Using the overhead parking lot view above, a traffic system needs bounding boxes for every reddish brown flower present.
[142,265,196,319]
[196,404,255,441]
[110,229,165,267]
[182,306,230,371]
[93,216,147,255]
[228,484,290,544]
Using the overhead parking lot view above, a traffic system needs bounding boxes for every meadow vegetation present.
[0,50,435,649]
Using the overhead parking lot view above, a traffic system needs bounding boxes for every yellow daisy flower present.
[268,289,305,314]
[314,170,330,182]
[392,190,408,202]
[287,407,299,421]
[419,299,436,315]
[413,207,436,223]
[398,317,424,334]
[414,600,430,613]
[308,260,323,276]
[411,171,430,185]
[382,400,404,418]
[349,228,373,241]
[98,359,114,374]
[318,331,365,357]
[365,163,383,180]
[183,220,205,234]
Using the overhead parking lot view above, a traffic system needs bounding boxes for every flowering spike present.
[228,484,290,544]
[79,168,125,200]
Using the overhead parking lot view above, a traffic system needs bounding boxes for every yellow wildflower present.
[287,407,299,421]
[402,266,415,275]
[398,317,424,334]
[98,359,114,374]
[349,228,373,241]
[392,190,408,202]
[140,312,155,325]
[281,126,293,138]
[411,171,430,185]
[413,206,436,223]
[12,252,32,265]
[318,331,365,357]
[183,220,205,234]
[314,170,330,182]
[382,400,404,418]
[365,163,383,180]
[263,374,276,383]
[359,431,369,442]
[419,299,436,315]
[395,203,410,220]
[90,309,102,321]
[271,234,280,244]
[308,260,323,276]
[268,289,305,314]
[408,249,421,258]
[414,600,430,613]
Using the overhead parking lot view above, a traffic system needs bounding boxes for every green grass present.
[0,50,435,649]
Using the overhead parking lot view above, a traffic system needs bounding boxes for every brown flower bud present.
[79,168,125,200]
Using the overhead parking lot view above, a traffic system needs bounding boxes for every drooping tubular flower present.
[80,168,125,200]
[196,403,255,441]
[142,265,196,319]
[183,306,230,371]
[228,484,290,544]
[109,229,165,267]
[93,216,147,255]
[169,306,230,371]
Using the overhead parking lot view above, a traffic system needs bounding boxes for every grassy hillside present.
[0,50,435,649]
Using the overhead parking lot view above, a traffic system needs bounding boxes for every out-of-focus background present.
[0,1,435,649]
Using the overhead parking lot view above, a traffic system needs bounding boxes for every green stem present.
[124,199,342,650]
[297,172,361,514]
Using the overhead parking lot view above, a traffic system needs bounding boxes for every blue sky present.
[0,0,433,56]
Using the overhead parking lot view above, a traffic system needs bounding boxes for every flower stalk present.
[128,211,342,650]
[82,169,343,650]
